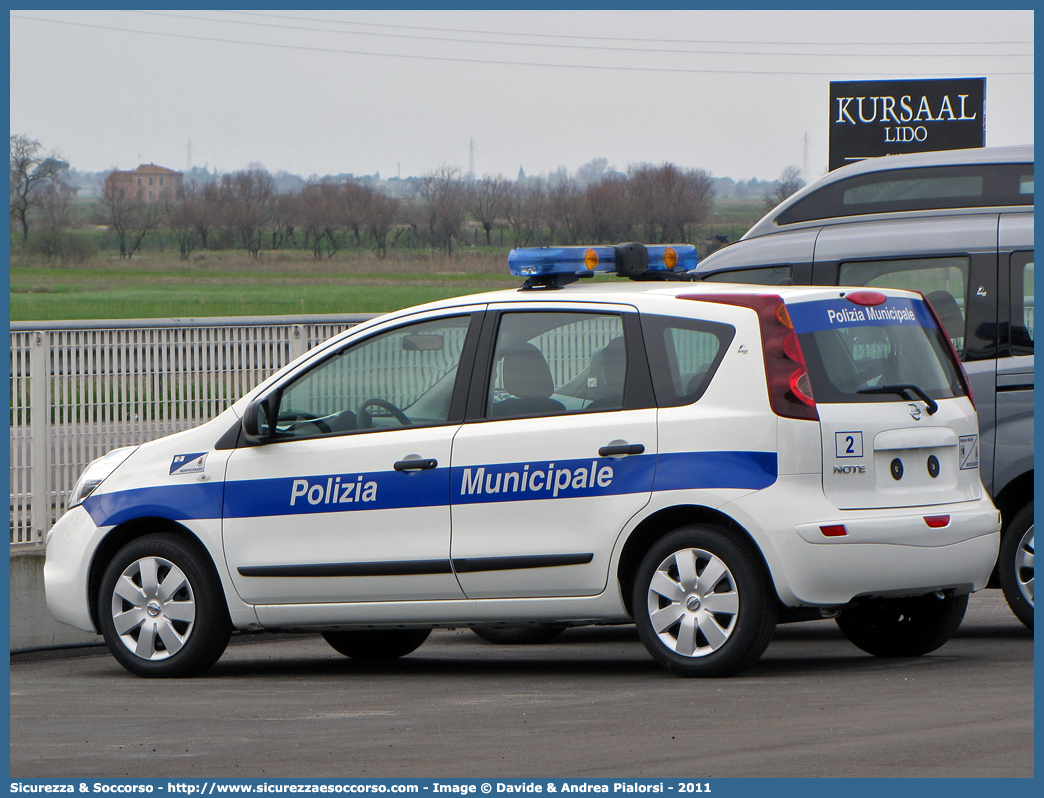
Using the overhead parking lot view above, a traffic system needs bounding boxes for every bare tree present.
[219,170,275,257]
[10,134,69,248]
[162,190,199,259]
[99,179,162,258]
[765,165,805,210]
[467,175,509,246]
[179,182,220,251]
[626,163,714,243]
[365,190,399,259]
[35,181,76,260]
[504,182,545,248]
[421,167,467,255]
[295,183,339,258]
[548,178,585,244]
[583,176,631,243]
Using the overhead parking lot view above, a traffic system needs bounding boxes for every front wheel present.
[632,526,777,677]
[998,502,1033,630]
[835,593,968,657]
[322,628,431,660]
[98,533,231,678]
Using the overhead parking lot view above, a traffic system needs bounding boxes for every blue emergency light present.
[509,243,698,288]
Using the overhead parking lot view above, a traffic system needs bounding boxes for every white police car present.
[44,243,1001,678]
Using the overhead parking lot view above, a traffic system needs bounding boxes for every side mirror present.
[242,390,280,444]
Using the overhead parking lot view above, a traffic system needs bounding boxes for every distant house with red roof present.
[104,163,183,201]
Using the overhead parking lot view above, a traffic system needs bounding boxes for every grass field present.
[9,251,522,321]
[9,200,764,322]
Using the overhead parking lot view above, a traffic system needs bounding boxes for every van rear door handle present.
[598,443,645,457]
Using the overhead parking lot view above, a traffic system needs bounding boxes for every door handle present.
[598,443,645,457]
[394,458,438,471]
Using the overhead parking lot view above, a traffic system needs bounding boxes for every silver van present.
[695,145,1034,628]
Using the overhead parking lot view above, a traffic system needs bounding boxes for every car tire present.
[632,525,777,677]
[98,533,231,678]
[835,592,968,657]
[998,502,1034,630]
[322,628,431,660]
[470,623,568,645]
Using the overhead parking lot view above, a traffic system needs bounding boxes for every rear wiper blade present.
[858,384,939,415]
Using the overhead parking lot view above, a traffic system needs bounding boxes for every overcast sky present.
[9,8,1035,183]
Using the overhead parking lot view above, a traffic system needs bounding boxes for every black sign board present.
[829,78,985,171]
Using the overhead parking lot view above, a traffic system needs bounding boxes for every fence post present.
[29,331,51,544]
[288,324,308,362]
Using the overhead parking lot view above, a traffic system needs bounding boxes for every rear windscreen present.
[787,296,965,405]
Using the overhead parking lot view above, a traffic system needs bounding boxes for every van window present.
[1011,253,1034,354]
[838,257,968,356]
[776,163,1032,225]
[702,265,792,285]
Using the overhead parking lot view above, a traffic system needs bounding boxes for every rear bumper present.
[725,477,1001,606]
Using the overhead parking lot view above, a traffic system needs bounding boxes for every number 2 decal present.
[835,431,864,458]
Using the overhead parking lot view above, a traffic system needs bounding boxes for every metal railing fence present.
[10,314,377,546]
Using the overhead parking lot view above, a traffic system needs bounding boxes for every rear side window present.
[485,311,628,418]
[777,163,1032,225]
[1011,252,1034,354]
[641,315,734,406]
[787,296,966,406]
[838,256,968,356]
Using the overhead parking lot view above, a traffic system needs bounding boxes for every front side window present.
[275,316,470,439]
[486,312,626,418]
[839,256,969,356]
[1011,252,1034,354]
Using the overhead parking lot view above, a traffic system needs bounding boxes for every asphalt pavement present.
[9,590,1033,779]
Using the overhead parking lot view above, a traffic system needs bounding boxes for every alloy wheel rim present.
[646,547,739,658]
[1014,525,1034,607]
[110,556,196,661]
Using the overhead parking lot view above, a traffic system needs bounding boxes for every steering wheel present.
[277,409,332,434]
[358,398,412,428]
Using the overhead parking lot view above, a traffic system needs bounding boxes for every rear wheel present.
[322,628,431,660]
[998,502,1034,630]
[471,623,567,645]
[632,526,777,677]
[98,533,231,678]
[836,593,968,657]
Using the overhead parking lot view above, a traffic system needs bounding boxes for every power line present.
[11,14,1034,76]
[227,9,1034,49]
[117,10,1035,59]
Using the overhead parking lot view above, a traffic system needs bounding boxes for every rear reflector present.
[924,515,950,528]
[820,525,848,537]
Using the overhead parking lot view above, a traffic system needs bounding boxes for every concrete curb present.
[10,549,101,651]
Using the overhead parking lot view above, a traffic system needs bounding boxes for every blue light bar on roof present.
[508,243,697,279]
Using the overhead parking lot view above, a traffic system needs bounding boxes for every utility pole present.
[469,138,475,180]
[803,132,810,183]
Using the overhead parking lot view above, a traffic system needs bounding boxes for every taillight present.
[679,293,819,421]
